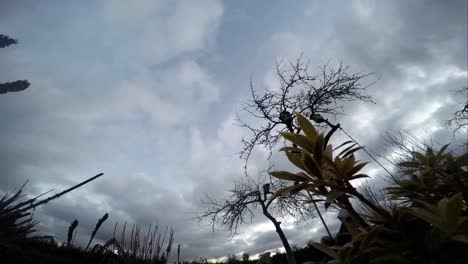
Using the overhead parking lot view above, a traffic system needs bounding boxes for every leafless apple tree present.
[198,175,314,264]
[446,86,468,137]
[237,55,375,168]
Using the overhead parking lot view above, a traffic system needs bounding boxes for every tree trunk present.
[259,198,297,264]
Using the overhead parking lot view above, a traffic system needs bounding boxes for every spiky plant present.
[0,174,103,249]
[67,219,79,247]
[0,183,38,243]
[98,222,175,264]
[86,212,109,251]
[271,113,468,264]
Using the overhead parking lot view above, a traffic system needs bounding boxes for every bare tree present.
[237,55,375,167]
[0,34,30,94]
[446,86,468,137]
[198,175,315,264]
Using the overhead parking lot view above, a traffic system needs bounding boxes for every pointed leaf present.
[455,152,468,166]
[297,113,319,139]
[349,174,370,180]
[310,242,339,259]
[342,146,364,158]
[271,171,304,182]
[302,151,322,178]
[348,162,369,176]
[398,161,420,168]
[285,150,307,171]
[436,144,450,158]
[325,190,344,210]
[333,140,354,151]
[408,208,442,230]
[280,132,315,153]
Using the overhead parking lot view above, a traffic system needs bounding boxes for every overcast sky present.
[1,0,467,261]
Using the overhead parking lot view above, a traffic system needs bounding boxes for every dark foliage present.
[0,34,30,94]
[0,34,17,48]
[0,80,30,94]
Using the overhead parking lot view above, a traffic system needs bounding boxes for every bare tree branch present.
[197,175,314,236]
[446,86,468,137]
[237,56,375,170]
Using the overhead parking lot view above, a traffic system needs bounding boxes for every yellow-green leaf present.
[285,150,307,171]
[310,242,339,259]
[325,190,345,210]
[297,113,319,139]
[271,171,304,181]
[281,132,315,153]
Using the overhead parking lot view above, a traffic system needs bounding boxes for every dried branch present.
[237,56,375,169]
[446,86,468,136]
[197,175,314,236]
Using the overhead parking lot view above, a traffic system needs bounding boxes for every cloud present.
[0,0,466,261]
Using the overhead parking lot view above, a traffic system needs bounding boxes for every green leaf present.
[313,134,325,159]
[339,156,356,176]
[452,234,468,243]
[342,146,364,158]
[408,208,442,230]
[338,144,356,157]
[333,140,354,151]
[310,242,339,259]
[281,132,315,153]
[436,144,450,158]
[271,171,305,181]
[301,151,322,178]
[348,162,369,177]
[302,198,325,204]
[285,150,307,171]
[297,113,319,139]
[325,190,344,210]
[441,193,463,228]
[412,151,426,162]
[455,152,468,166]
[271,188,290,200]
[398,161,420,168]
[349,174,370,180]
[279,146,303,153]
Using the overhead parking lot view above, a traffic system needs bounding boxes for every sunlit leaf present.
[285,150,307,172]
[281,132,315,153]
[296,113,319,139]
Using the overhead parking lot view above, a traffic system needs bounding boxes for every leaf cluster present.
[271,114,468,264]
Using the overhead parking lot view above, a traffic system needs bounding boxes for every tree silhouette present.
[198,175,315,264]
[238,55,374,168]
[0,34,30,94]
[446,86,468,136]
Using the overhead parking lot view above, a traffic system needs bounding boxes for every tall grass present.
[102,222,174,264]
[0,182,38,243]
[0,174,175,264]
[86,212,109,251]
